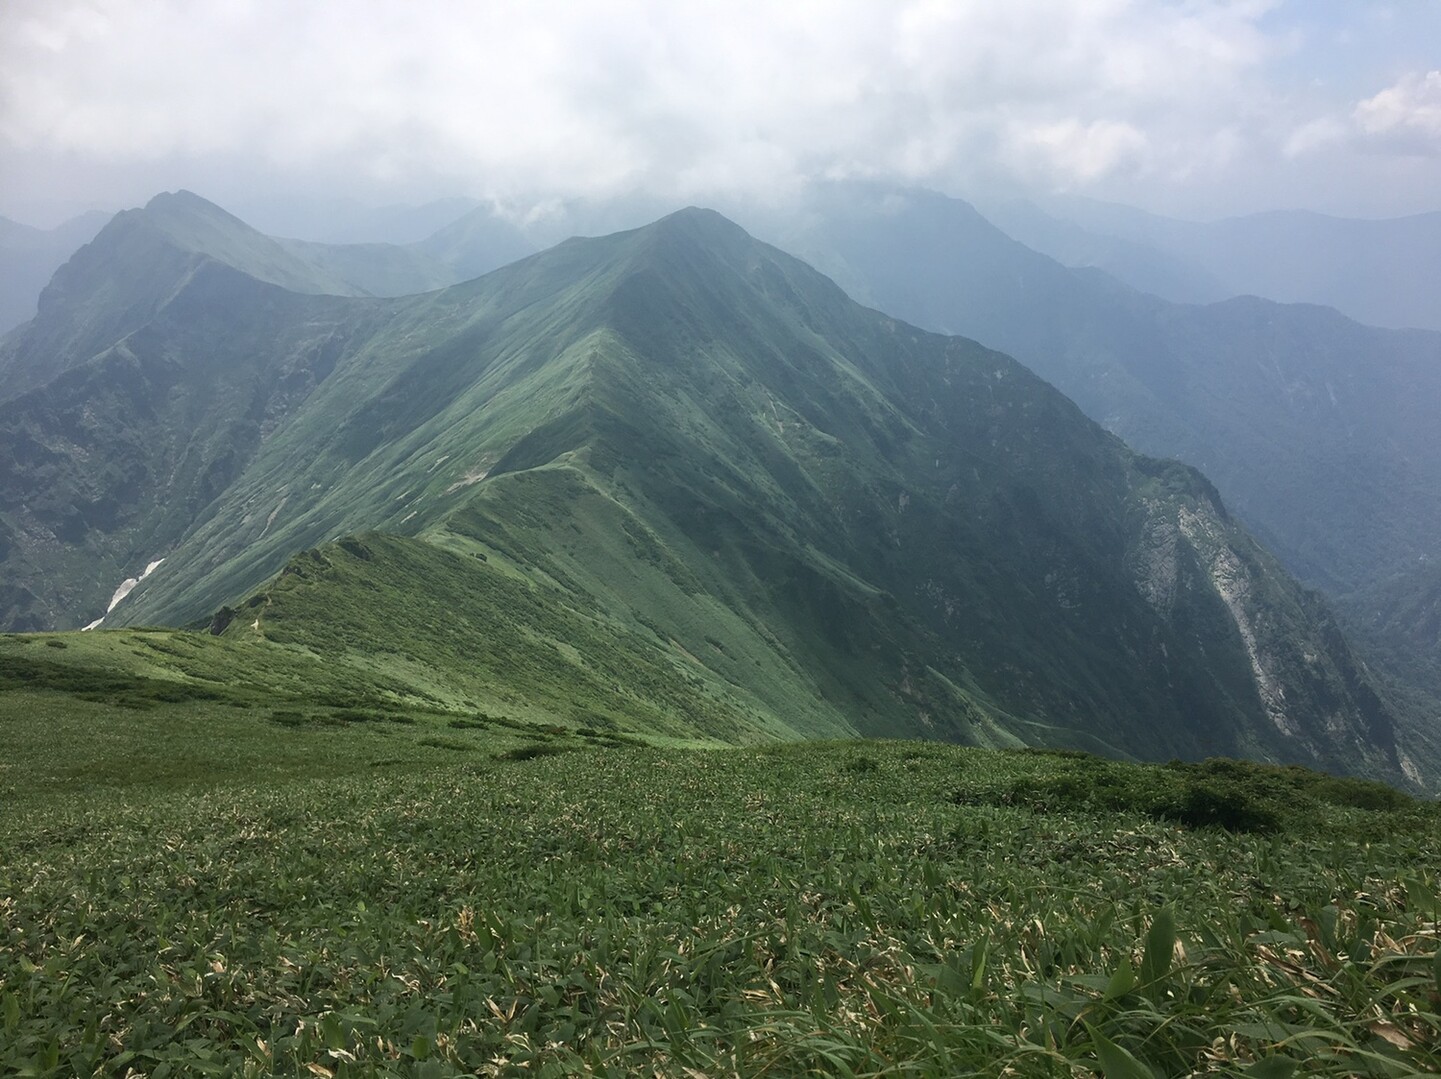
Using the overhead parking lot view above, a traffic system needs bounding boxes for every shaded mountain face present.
[0,210,112,336]
[1349,566,1441,705]
[0,191,406,404]
[972,197,1230,306]
[759,185,1441,603]
[0,196,1410,784]
[0,191,526,404]
[410,205,539,279]
[0,260,390,631]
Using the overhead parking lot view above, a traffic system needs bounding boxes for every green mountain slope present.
[17,205,1387,781]
[3,727,1436,1075]
[274,235,456,297]
[767,185,1441,601]
[0,191,464,403]
[0,262,391,630]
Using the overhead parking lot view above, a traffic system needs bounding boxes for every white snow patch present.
[445,468,490,495]
[81,617,105,632]
[107,579,140,613]
[105,557,166,614]
[259,496,288,538]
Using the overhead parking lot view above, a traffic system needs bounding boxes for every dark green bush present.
[499,743,572,762]
[1014,746,1098,761]
[418,736,473,752]
[1156,780,1282,834]
[330,710,414,725]
[1311,776,1411,812]
[448,717,490,730]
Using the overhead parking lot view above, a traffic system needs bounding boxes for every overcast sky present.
[2,0,1438,228]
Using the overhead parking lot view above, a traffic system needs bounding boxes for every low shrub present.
[418,736,474,752]
[1154,779,1282,834]
[448,717,491,730]
[1312,775,1411,811]
[499,743,573,762]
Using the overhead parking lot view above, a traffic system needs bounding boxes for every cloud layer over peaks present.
[1,1,1437,221]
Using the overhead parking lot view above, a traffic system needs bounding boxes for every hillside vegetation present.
[0,198,1413,783]
[1,672,1437,1075]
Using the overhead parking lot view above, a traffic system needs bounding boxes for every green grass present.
[0,629,615,808]
[2,731,1437,1076]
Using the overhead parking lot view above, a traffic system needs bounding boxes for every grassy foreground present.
[3,719,1439,1076]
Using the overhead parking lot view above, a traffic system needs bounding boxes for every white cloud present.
[1282,70,1441,163]
[1283,116,1347,158]
[0,0,1433,218]
[1354,70,1441,149]
[1005,119,1151,185]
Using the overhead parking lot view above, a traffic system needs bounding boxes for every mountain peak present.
[0,192,376,403]
[135,189,263,239]
[107,191,377,298]
[144,189,227,214]
[656,205,742,229]
[135,189,279,250]
[635,205,754,255]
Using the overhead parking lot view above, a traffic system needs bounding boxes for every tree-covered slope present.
[1347,565,1441,724]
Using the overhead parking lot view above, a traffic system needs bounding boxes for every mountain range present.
[11,187,1436,611]
[757,186,1441,607]
[978,195,1441,334]
[0,191,1422,788]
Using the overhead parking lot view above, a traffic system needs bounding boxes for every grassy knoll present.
[2,719,1437,1075]
[0,629,645,809]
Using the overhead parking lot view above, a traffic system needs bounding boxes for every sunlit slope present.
[102,208,1409,779]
